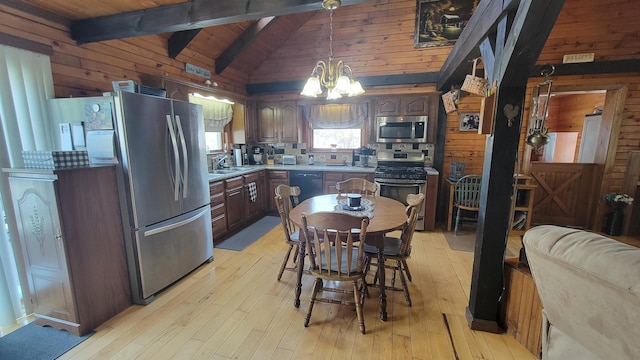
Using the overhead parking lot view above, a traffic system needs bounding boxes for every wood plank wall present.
[0,4,250,98]
[1,0,640,229]
[543,93,606,162]
[249,0,448,84]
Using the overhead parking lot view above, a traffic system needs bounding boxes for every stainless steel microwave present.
[375,116,427,143]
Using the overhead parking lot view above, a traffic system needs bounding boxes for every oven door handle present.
[376,180,425,187]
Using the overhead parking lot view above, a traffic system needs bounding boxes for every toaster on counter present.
[282,155,296,165]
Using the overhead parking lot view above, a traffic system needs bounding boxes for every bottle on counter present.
[308,155,314,165]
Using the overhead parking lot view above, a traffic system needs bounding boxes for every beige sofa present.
[523,225,640,360]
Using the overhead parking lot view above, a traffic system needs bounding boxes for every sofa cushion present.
[524,225,640,360]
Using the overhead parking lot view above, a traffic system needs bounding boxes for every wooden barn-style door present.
[530,163,602,229]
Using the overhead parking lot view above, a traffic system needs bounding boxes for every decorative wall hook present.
[504,104,520,127]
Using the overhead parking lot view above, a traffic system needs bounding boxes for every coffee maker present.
[250,145,264,165]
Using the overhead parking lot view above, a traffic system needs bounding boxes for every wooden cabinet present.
[210,170,267,243]
[210,180,227,243]
[257,101,298,143]
[510,177,537,236]
[500,258,543,357]
[244,100,257,144]
[225,176,245,231]
[372,94,437,143]
[268,170,289,211]
[323,172,374,194]
[139,75,189,101]
[374,95,430,116]
[425,172,439,231]
[244,171,264,221]
[6,167,130,336]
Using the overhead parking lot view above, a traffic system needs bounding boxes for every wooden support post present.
[466,86,526,332]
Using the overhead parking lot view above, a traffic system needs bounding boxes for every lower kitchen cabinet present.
[6,166,131,336]
[244,171,265,221]
[225,176,245,231]
[268,170,289,212]
[210,180,227,243]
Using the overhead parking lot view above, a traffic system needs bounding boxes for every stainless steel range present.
[375,151,428,230]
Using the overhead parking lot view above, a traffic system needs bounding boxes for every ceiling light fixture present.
[300,0,364,100]
[526,64,555,152]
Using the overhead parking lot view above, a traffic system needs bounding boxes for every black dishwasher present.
[289,171,324,203]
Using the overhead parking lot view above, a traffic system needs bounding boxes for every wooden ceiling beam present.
[70,0,374,44]
[168,29,202,59]
[437,0,519,91]
[497,0,565,86]
[215,17,278,75]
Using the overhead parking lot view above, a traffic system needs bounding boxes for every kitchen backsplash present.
[260,142,435,167]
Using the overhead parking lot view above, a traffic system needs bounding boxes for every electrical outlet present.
[562,53,594,64]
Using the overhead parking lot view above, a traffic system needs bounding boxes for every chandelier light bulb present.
[301,75,322,97]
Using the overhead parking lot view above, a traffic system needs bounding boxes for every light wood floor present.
[5,224,639,359]
[31,225,536,360]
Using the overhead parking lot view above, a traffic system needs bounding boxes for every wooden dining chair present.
[336,177,378,195]
[275,184,301,281]
[364,193,424,307]
[453,175,482,235]
[301,212,370,334]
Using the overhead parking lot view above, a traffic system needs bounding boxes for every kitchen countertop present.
[207,164,438,181]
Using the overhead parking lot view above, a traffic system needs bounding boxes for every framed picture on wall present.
[414,0,479,48]
[459,112,480,131]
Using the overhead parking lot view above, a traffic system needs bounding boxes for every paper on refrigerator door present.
[59,123,73,150]
[86,130,118,164]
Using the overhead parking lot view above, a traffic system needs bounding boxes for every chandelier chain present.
[329,9,334,61]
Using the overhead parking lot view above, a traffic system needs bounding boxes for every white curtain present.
[302,103,368,129]
[0,45,55,329]
[188,95,233,131]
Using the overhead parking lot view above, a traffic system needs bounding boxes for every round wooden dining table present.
[288,194,407,321]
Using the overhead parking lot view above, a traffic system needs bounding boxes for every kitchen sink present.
[210,167,253,174]
[212,169,239,174]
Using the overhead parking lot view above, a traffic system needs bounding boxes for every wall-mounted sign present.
[185,63,211,79]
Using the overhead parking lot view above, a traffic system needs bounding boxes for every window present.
[304,103,368,150]
[312,128,362,149]
[205,131,223,153]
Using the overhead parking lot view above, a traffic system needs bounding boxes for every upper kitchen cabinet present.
[244,100,258,144]
[372,94,438,144]
[257,101,299,143]
[231,100,257,145]
[139,76,189,101]
[374,95,430,116]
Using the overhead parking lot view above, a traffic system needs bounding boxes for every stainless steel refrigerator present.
[48,91,213,304]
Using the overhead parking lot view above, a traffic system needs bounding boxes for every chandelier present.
[300,0,364,100]
[526,64,555,152]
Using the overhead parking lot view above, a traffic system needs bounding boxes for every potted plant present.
[603,193,634,236]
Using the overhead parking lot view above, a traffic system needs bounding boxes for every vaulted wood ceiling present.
[4,0,373,79]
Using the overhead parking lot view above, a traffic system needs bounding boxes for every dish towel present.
[248,182,257,202]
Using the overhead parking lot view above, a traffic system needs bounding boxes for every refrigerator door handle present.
[174,114,189,199]
[166,114,180,201]
[143,207,209,237]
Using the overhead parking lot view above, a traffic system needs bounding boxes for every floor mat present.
[0,322,93,360]
[215,216,281,251]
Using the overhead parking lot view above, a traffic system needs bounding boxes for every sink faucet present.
[216,154,228,169]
